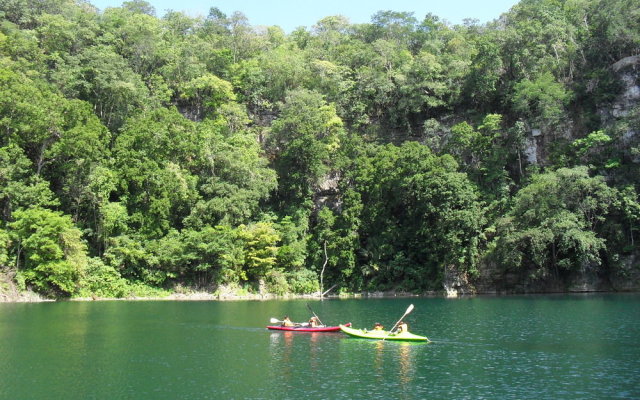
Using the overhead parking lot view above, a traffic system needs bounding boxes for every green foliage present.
[184,119,277,228]
[275,214,309,271]
[103,234,151,282]
[179,73,236,119]
[574,130,612,156]
[9,207,87,296]
[52,44,150,131]
[76,257,129,298]
[0,143,59,219]
[513,72,570,130]
[0,228,9,266]
[493,167,615,279]
[1,0,638,298]
[287,268,320,294]
[238,222,280,281]
[269,89,344,206]
[348,141,482,290]
[445,114,513,200]
[264,268,289,296]
[616,186,640,250]
[114,108,200,236]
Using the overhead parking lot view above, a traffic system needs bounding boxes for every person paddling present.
[395,321,408,334]
[282,316,294,327]
[308,316,320,327]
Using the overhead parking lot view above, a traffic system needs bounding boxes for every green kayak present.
[339,324,429,342]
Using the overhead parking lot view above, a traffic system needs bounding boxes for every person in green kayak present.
[282,316,294,327]
[373,322,384,331]
[395,321,408,334]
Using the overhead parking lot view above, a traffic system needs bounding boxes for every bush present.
[265,269,289,295]
[287,268,319,294]
[0,229,9,266]
[9,207,88,297]
[76,257,129,298]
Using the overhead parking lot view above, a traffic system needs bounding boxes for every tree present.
[35,11,98,57]
[350,142,482,290]
[100,5,165,77]
[0,67,65,174]
[238,222,280,282]
[0,144,58,222]
[9,207,88,296]
[122,0,155,16]
[268,89,344,207]
[52,45,149,131]
[179,73,236,120]
[184,117,276,228]
[113,108,200,236]
[513,72,571,131]
[493,167,615,281]
[463,32,504,110]
[367,10,418,48]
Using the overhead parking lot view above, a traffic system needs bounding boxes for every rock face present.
[599,55,640,153]
[523,55,640,169]
[524,128,542,165]
[443,265,474,297]
[609,55,640,119]
[0,269,48,302]
[314,171,342,211]
[443,251,640,296]
[610,254,640,291]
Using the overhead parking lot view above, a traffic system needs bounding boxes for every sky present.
[89,0,520,32]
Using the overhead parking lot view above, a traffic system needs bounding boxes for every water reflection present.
[398,342,413,387]
[310,332,320,373]
[375,340,384,378]
[269,331,294,384]
[356,338,420,390]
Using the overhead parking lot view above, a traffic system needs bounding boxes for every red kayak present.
[267,323,351,332]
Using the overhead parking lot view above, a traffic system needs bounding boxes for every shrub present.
[287,268,319,294]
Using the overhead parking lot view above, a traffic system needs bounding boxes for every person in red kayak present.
[308,316,320,327]
[282,316,294,327]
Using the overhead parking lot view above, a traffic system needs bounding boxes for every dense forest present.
[0,0,638,299]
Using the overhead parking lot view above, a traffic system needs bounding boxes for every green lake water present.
[0,294,638,399]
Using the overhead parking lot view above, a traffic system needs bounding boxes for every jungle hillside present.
[1,0,639,300]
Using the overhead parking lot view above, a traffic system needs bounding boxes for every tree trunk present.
[320,241,328,300]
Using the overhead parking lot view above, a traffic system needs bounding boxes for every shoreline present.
[2,288,635,304]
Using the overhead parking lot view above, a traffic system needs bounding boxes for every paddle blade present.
[270,318,281,324]
[405,304,414,316]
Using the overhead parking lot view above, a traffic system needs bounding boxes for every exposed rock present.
[0,269,50,302]
[600,55,640,123]
[524,134,538,164]
[443,265,475,297]
[565,263,610,292]
[610,253,640,291]
[612,55,640,73]
[314,170,342,211]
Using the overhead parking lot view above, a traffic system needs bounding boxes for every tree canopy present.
[0,0,638,298]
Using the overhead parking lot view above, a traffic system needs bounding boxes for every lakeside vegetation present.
[0,0,639,299]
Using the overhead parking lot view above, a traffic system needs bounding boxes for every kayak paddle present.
[269,317,309,327]
[306,303,325,326]
[382,304,415,341]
